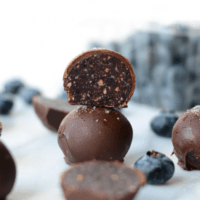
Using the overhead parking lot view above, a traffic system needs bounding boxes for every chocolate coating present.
[58,106,133,165]
[172,105,200,170]
[63,49,136,108]
[0,141,16,199]
[33,95,77,132]
[61,161,146,200]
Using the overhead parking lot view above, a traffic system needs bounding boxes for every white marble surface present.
[0,98,199,200]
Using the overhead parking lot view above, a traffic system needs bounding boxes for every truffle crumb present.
[115,87,119,92]
[105,68,109,73]
[98,79,104,86]
[67,82,72,87]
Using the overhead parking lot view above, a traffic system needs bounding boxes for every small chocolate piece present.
[0,141,16,199]
[61,161,146,200]
[33,95,77,132]
[0,121,2,136]
[172,105,200,170]
[63,49,136,108]
[58,106,133,165]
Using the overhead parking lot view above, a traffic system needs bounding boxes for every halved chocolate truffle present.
[58,106,133,165]
[61,161,146,200]
[33,95,77,132]
[63,49,136,108]
[0,141,16,199]
[172,105,200,170]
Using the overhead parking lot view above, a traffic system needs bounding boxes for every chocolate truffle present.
[63,49,136,108]
[33,95,77,132]
[61,161,146,200]
[58,106,133,165]
[172,105,200,170]
[0,121,2,136]
[0,141,16,199]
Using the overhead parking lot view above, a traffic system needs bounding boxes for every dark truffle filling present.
[186,151,200,170]
[64,162,140,196]
[64,54,132,108]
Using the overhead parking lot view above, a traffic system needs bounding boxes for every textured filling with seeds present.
[63,162,140,196]
[64,54,133,108]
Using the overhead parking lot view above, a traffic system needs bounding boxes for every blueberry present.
[134,151,175,184]
[20,88,41,104]
[150,110,178,137]
[0,94,14,115]
[4,79,24,94]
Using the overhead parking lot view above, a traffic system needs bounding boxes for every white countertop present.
[1,98,199,200]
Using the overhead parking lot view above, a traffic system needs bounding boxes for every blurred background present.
[1,0,200,111]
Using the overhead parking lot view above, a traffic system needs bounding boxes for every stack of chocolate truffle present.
[57,49,146,200]
[58,49,136,164]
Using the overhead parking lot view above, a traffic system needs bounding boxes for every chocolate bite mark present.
[61,161,146,200]
[63,50,136,108]
[33,95,77,132]
[186,150,200,170]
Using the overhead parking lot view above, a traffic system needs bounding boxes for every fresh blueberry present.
[0,94,14,115]
[134,151,175,184]
[151,110,178,137]
[4,79,24,94]
[20,88,41,104]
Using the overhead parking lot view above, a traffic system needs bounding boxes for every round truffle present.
[61,161,146,200]
[172,105,200,170]
[58,106,133,165]
[0,141,16,199]
[63,49,136,108]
